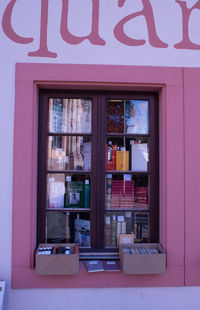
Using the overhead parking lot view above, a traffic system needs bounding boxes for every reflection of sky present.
[126,100,148,134]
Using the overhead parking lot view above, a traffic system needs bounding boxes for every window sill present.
[12,264,184,289]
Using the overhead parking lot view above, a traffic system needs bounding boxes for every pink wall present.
[184,68,200,285]
[12,63,198,288]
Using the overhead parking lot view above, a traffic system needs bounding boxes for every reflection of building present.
[48,99,91,171]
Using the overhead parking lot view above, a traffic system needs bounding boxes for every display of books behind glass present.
[105,211,149,247]
[47,211,90,247]
[105,174,148,210]
[106,138,149,172]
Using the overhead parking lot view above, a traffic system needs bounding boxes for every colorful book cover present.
[65,181,84,208]
[106,143,117,171]
[84,260,104,272]
[103,260,120,271]
[107,101,124,133]
[84,180,90,208]
[134,187,148,205]
[116,151,129,171]
[111,180,134,208]
[74,219,90,247]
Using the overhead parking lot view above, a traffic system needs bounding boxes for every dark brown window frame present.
[37,90,159,252]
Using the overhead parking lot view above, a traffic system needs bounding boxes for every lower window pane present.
[47,211,90,247]
[105,211,149,247]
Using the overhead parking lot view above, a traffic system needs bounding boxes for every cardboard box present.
[35,243,79,275]
[120,243,166,275]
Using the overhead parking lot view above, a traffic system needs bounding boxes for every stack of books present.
[134,186,148,205]
[111,180,134,209]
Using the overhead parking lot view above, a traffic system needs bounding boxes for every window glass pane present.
[105,174,149,210]
[107,100,124,133]
[106,137,149,172]
[47,174,91,209]
[104,211,149,248]
[125,100,148,134]
[48,136,91,171]
[46,173,91,246]
[49,98,92,134]
[47,211,90,247]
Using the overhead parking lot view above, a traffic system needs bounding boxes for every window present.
[13,63,185,288]
[37,91,159,252]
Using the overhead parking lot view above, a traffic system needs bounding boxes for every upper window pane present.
[49,98,92,133]
[106,99,148,134]
[125,100,148,134]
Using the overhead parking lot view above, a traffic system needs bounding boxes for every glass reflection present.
[49,98,92,134]
[47,211,90,247]
[125,100,148,134]
[48,136,91,171]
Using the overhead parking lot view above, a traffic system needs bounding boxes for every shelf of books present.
[105,99,150,247]
[45,98,92,248]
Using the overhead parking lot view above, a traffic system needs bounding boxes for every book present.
[105,216,112,247]
[103,260,120,271]
[84,180,90,208]
[111,215,117,246]
[84,260,104,272]
[130,140,148,171]
[65,181,84,208]
[106,142,117,170]
[74,218,90,247]
[105,175,112,208]
[116,150,129,171]
[134,186,148,205]
[111,180,134,208]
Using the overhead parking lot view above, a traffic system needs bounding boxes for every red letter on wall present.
[174,0,200,49]
[114,0,168,48]
[60,0,105,45]
[28,0,57,58]
[2,0,33,44]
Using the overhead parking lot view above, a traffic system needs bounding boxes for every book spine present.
[84,180,90,208]
[111,215,117,246]
[105,176,112,208]
[130,140,134,171]
[106,143,117,170]
[105,216,112,247]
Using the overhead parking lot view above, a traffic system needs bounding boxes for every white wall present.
[1,0,200,309]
